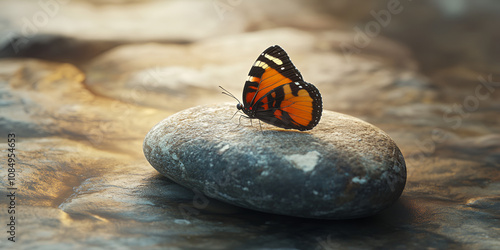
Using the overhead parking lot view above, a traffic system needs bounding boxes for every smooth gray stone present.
[143,103,406,219]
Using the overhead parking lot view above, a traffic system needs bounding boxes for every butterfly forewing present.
[237,45,322,131]
[242,45,303,108]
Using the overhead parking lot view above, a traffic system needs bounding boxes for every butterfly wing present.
[242,45,322,131]
[253,81,322,131]
[242,45,303,108]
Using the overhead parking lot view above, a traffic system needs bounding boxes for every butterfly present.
[221,45,322,131]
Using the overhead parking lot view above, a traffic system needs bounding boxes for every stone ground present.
[0,0,499,249]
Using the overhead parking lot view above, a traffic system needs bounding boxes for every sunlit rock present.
[144,104,406,219]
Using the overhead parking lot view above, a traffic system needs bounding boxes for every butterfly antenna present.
[219,86,241,104]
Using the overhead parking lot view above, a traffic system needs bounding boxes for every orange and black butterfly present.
[221,45,322,131]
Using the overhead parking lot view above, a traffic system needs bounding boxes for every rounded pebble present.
[143,103,406,219]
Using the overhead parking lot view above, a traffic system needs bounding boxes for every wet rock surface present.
[144,104,406,219]
[1,0,499,249]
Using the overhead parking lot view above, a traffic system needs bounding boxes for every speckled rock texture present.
[2,0,500,248]
[143,103,406,219]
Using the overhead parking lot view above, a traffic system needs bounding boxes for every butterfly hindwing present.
[253,80,322,131]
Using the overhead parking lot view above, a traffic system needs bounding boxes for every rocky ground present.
[0,0,499,249]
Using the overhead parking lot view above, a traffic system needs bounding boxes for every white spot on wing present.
[253,60,269,68]
[264,54,283,65]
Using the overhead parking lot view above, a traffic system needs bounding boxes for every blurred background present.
[0,0,499,249]
[1,0,499,115]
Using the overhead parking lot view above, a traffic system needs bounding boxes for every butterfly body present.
[225,45,322,131]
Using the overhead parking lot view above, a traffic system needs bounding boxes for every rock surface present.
[1,0,500,249]
[144,104,406,219]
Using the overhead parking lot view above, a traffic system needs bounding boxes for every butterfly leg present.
[236,115,259,130]
[237,114,244,128]
[236,114,250,129]
[259,120,266,134]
